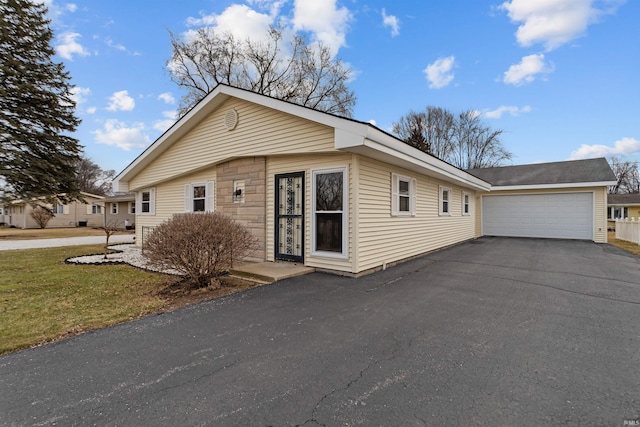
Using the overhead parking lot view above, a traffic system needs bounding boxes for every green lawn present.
[0,245,177,354]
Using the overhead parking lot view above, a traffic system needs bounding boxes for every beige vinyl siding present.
[474,195,484,238]
[134,166,218,245]
[356,157,476,273]
[104,202,135,229]
[130,98,336,190]
[266,153,353,273]
[13,198,103,229]
[483,187,608,243]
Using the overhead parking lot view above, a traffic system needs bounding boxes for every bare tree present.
[168,26,356,117]
[30,205,53,228]
[392,107,512,169]
[101,220,120,259]
[451,110,511,169]
[608,156,640,194]
[75,155,115,196]
[391,107,455,160]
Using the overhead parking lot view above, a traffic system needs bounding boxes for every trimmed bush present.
[142,212,256,288]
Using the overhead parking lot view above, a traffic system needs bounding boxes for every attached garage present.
[482,192,593,240]
[468,158,617,243]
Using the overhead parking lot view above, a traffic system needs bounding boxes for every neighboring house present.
[468,159,615,241]
[3,192,105,229]
[607,193,640,230]
[113,84,616,276]
[0,206,4,225]
[101,193,136,230]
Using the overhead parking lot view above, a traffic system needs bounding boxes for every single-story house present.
[113,84,616,276]
[468,158,615,241]
[100,193,136,230]
[607,193,640,230]
[3,192,105,229]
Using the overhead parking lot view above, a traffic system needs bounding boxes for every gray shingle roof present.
[608,193,640,205]
[467,158,616,187]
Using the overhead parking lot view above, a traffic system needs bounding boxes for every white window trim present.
[439,185,451,216]
[137,188,156,216]
[111,203,118,215]
[391,173,417,217]
[128,202,135,214]
[462,192,471,216]
[311,166,349,259]
[184,181,215,213]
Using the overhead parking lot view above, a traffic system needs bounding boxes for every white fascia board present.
[335,126,491,192]
[490,181,617,191]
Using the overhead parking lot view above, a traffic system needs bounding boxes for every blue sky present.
[44,0,639,174]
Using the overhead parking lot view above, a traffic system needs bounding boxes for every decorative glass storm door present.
[275,172,304,262]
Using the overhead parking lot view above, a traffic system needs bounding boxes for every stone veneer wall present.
[216,157,267,261]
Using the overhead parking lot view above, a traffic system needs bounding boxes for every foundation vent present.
[224,108,239,131]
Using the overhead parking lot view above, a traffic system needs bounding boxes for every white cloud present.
[503,53,553,85]
[86,106,97,114]
[107,90,135,112]
[292,0,353,54]
[93,119,151,151]
[368,119,377,126]
[158,92,176,104]
[56,32,90,60]
[499,0,624,51]
[382,9,400,37]
[424,56,455,89]
[186,4,274,42]
[66,3,77,12]
[70,86,91,105]
[153,111,178,132]
[105,38,126,51]
[569,137,640,160]
[483,105,532,119]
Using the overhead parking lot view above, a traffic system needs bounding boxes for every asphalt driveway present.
[2,237,640,426]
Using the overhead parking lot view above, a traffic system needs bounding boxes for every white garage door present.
[483,193,593,240]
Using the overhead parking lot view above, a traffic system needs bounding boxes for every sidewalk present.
[0,234,135,251]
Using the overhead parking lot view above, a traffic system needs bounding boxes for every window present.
[92,204,102,214]
[312,167,347,258]
[439,186,451,216]
[612,207,628,219]
[184,181,214,212]
[462,192,471,216]
[54,204,64,214]
[391,173,417,216]
[111,203,118,215]
[138,188,155,215]
[129,202,135,214]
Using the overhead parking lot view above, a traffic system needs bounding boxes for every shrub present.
[30,206,53,228]
[143,212,256,288]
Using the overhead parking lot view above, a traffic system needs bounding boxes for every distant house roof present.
[100,193,135,203]
[608,193,640,206]
[467,158,616,189]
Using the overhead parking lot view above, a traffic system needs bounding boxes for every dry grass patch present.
[0,227,123,240]
[608,231,640,257]
[0,245,262,354]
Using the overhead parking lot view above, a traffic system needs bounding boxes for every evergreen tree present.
[0,0,82,202]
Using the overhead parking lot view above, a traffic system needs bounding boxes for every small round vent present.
[224,109,238,130]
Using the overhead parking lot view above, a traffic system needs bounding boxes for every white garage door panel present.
[483,193,593,240]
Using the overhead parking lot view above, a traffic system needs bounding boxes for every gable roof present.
[467,158,616,189]
[608,193,640,206]
[114,84,490,192]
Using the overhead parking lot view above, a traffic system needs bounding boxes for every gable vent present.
[224,109,239,130]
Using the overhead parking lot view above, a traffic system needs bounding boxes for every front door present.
[275,172,304,262]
